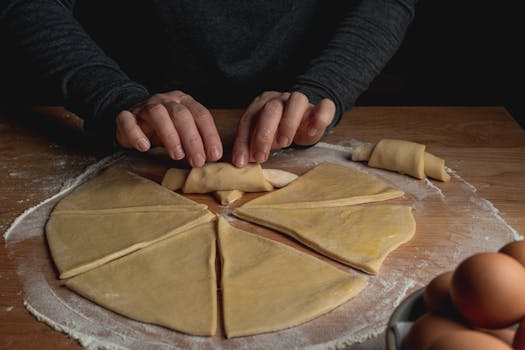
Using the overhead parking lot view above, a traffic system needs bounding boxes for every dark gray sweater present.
[0,0,416,142]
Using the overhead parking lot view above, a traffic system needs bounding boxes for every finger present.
[294,98,336,146]
[179,95,223,162]
[165,102,206,167]
[232,96,272,167]
[276,91,310,148]
[139,103,185,160]
[115,110,151,152]
[250,98,284,163]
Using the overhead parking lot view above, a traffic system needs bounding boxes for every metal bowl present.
[386,287,426,350]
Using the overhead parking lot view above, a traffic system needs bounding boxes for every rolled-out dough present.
[217,217,367,338]
[368,139,426,180]
[161,168,190,191]
[354,139,451,182]
[242,162,404,209]
[182,163,273,193]
[262,168,298,188]
[233,204,416,275]
[214,190,244,205]
[66,222,218,336]
[46,167,214,279]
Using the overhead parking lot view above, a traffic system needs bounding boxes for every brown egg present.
[514,318,525,350]
[402,312,467,350]
[500,240,525,267]
[427,330,512,350]
[478,327,516,346]
[450,252,525,328]
[424,271,454,312]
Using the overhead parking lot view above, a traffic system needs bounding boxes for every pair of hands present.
[116,90,335,168]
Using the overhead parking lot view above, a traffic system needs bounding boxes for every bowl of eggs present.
[387,240,525,350]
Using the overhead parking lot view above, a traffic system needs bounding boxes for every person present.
[0,0,417,168]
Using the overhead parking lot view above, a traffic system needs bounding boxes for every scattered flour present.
[3,141,522,350]
[5,306,14,312]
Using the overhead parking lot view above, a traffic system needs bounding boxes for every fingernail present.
[254,151,266,163]
[173,145,185,160]
[278,136,289,146]
[308,127,318,136]
[191,153,205,167]
[137,138,150,152]
[210,146,221,160]
[234,153,247,167]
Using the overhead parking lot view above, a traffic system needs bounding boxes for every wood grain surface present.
[1,106,524,349]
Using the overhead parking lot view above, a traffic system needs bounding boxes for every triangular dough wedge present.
[217,217,367,338]
[46,166,214,278]
[233,205,416,275]
[242,162,404,208]
[66,223,217,336]
[55,166,200,211]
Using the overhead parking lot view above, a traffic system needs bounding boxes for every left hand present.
[232,91,336,167]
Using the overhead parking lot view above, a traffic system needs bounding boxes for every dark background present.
[360,1,523,128]
[1,1,523,129]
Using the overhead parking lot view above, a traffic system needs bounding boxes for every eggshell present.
[450,252,525,328]
[427,330,512,350]
[402,312,467,350]
[514,318,525,350]
[424,271,454,312]
[500,240,525,267]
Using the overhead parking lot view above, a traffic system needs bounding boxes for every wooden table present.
[1,106,524,349]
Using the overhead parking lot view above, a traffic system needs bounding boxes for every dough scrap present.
[46,167,214,279]
[214,190,244,205]
[161,168,190,191]
[354,139,451,182]
[233,204,416,275]
[217,217,367,338]
[242,162,404,209]
[262,168,298,188]
[66,222,217,336]
[182,163,273,193]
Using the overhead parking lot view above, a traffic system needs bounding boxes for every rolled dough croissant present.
[352,139,451,182]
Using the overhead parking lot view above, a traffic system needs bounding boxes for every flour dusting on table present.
[4,141,521,350]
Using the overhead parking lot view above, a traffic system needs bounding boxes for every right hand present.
[115,90,223,167]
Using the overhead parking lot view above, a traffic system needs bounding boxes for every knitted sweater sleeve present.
[0,0,150,142]
[293,0,417,129]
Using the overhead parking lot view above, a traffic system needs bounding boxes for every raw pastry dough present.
[242,162,404,209]
[46,167,214,279]
[355,139,451,182]
[424,152,451,182]
[161,168,190,191]
[262,168,298,188]
[217,217,367,338]
[182,163,273,193]
[368,139,426,180]
[233,204,416,275]
[214,190,244,205]
[66,222,217,336]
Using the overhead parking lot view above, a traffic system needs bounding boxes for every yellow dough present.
[161,168,190,191]
[214,190,244,205]
[182,163,273,193]
[242,162,404,209]
[217,217,367,338]
[424,152,451,182]
[356,139,450,182]
[46,167,214,279]
[262,168,298,188]
[368,139,426,180]
[233,204,415,275]
[66,222,217,336]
